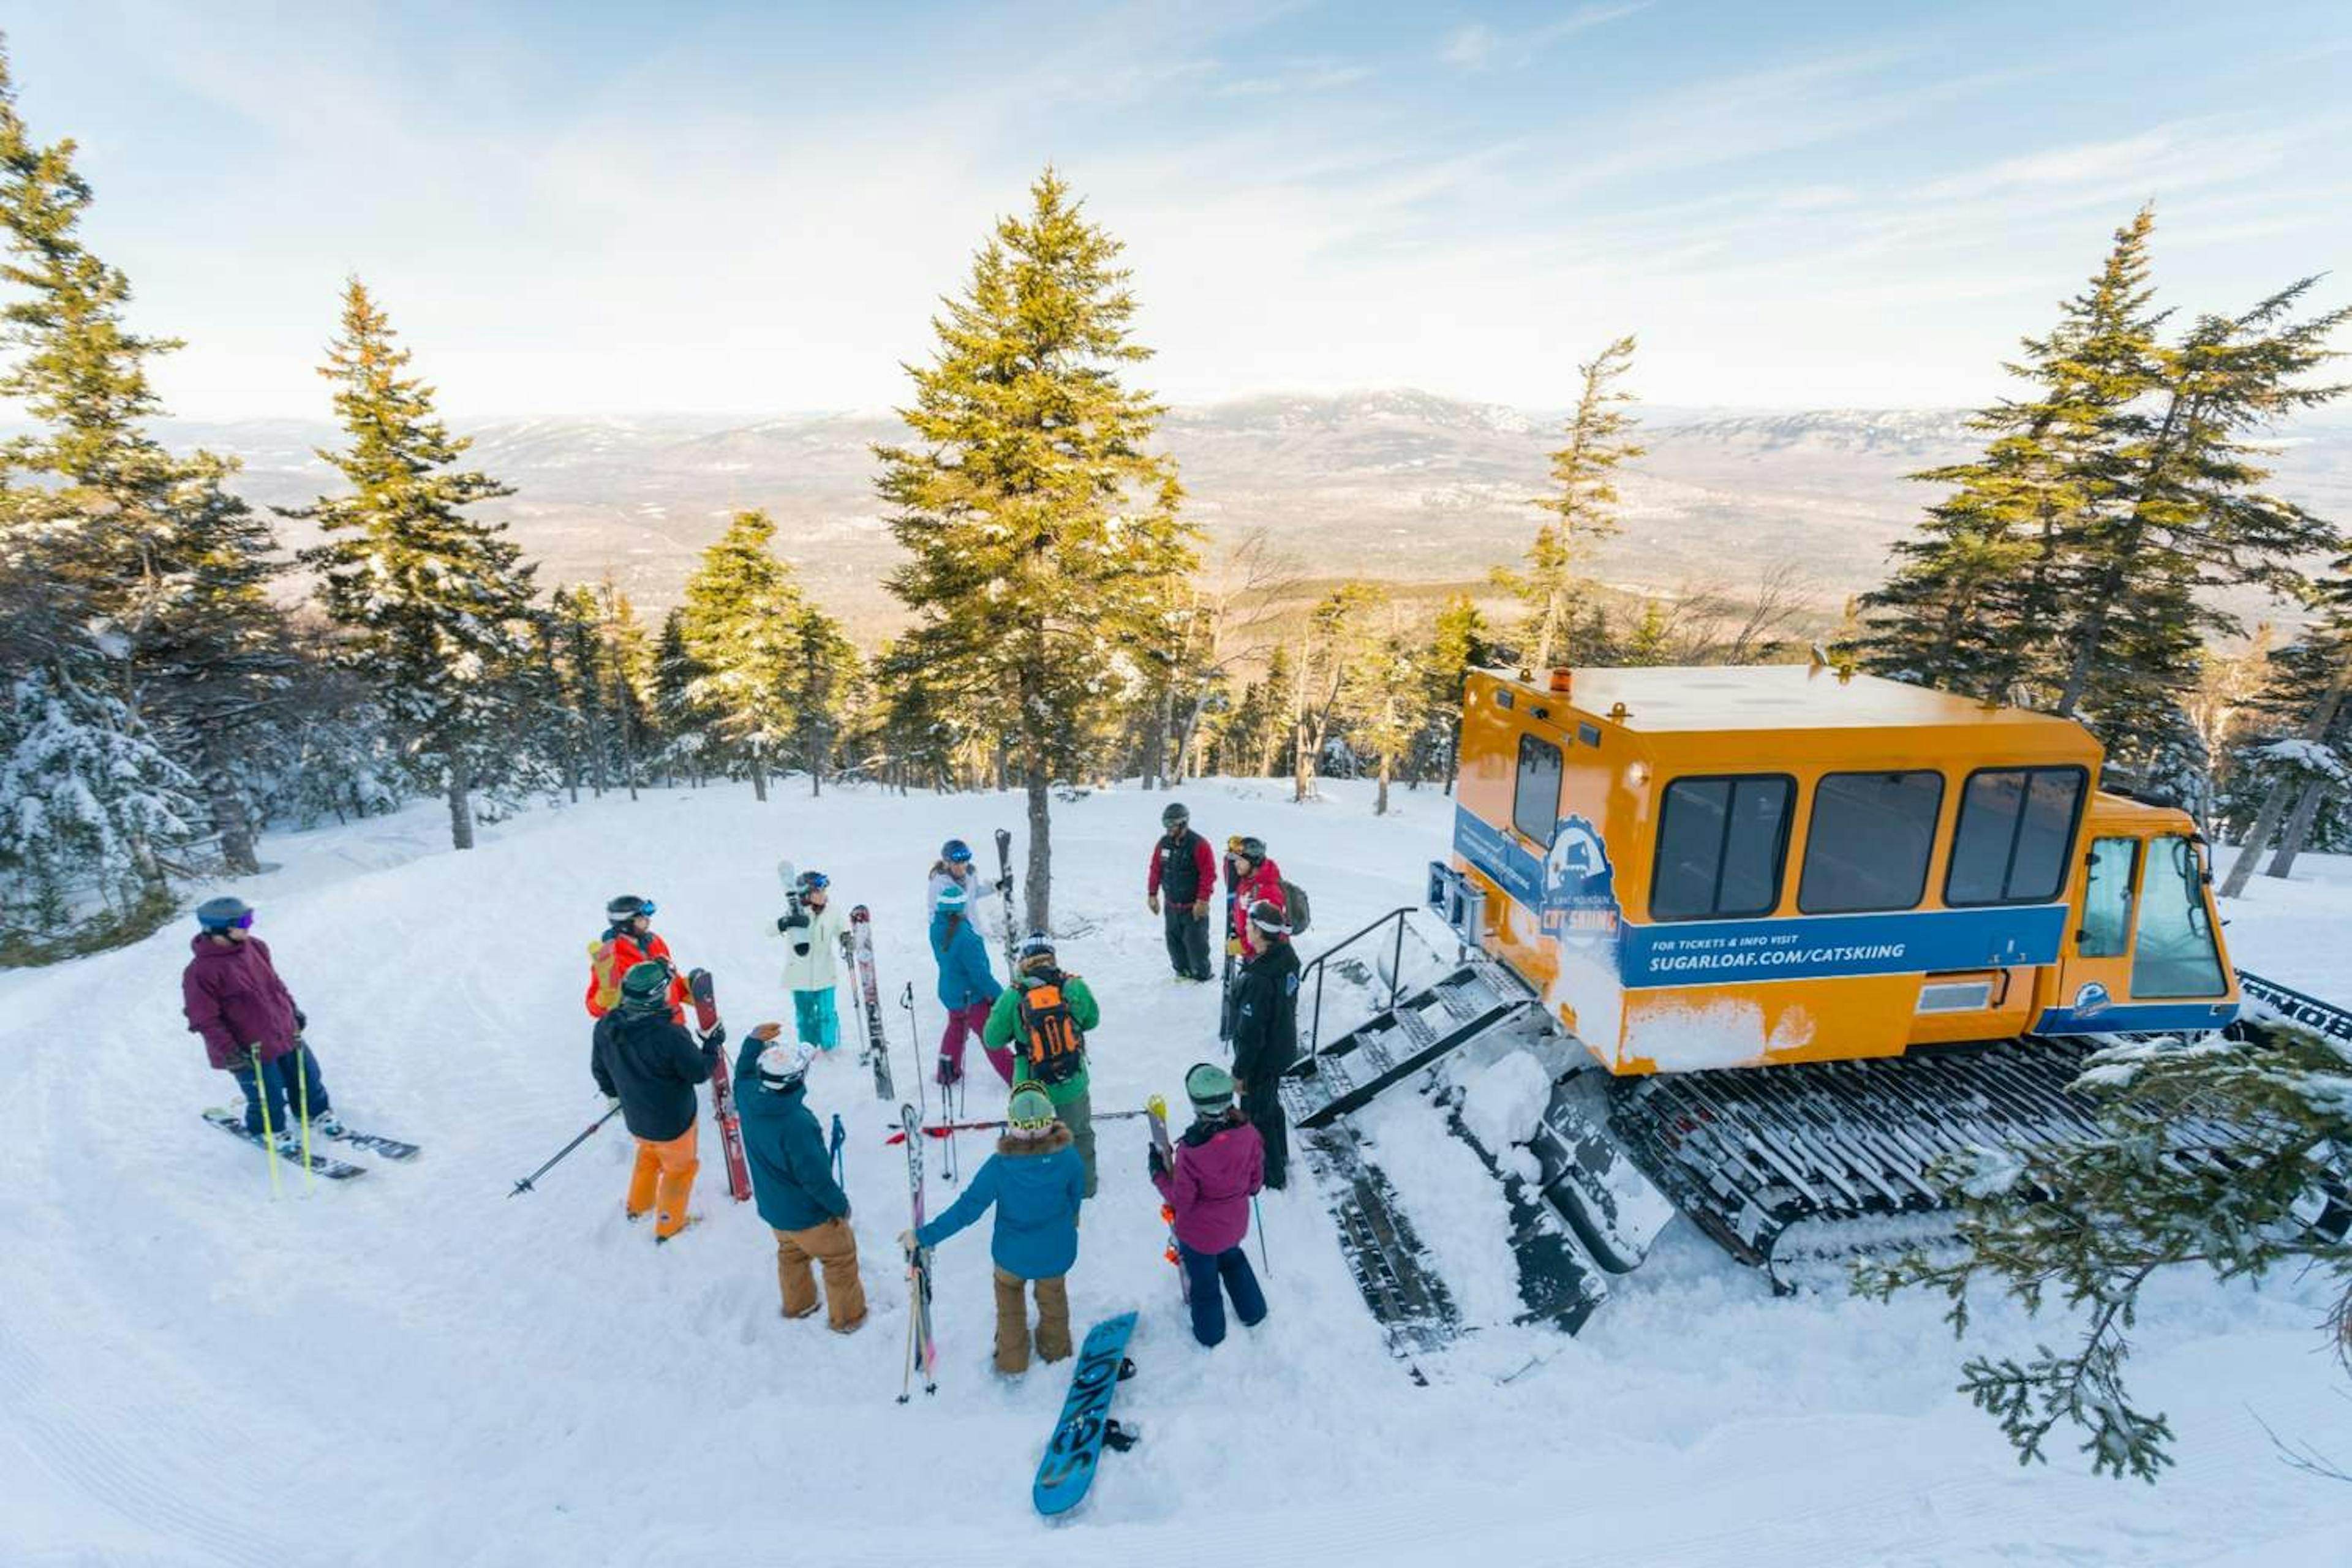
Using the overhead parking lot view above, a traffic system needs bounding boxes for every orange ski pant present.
[625,1124,699,1238]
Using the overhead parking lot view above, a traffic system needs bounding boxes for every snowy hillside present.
[2,780,2348,1567]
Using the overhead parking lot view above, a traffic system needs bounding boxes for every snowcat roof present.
[1487,665,2090,740]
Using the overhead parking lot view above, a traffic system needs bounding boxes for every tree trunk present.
[2265,777,2329,880]
[197,731,261,875]
[2222,663,2351,896]
[750,752,768,802]
[1292,715,1313,803]
[1024,764,1052,936]
[446,758,476,851]
[1376,753,1392,816]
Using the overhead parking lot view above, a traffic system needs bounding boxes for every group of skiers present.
[178,804,1303,1374]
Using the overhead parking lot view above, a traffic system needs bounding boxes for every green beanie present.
[619,961,672,1014]
[1006,1085,1057,1136]
[1185,1061,1235,1114]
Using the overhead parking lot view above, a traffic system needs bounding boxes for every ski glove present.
[777,912,810,933]
[1226,938,1243,957]
[703,1024,727,1053]
[1147,1145,1168,1179]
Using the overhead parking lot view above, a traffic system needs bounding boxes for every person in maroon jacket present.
[181,896,341,1149]
[1149,1062,1268,1347]
[1145,802,1217,982]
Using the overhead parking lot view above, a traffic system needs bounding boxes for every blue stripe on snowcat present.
[2032,1001,2238,1035]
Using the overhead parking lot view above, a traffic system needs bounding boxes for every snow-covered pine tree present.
[2220,553,2352,892]
[1858,210,2165,703]
[597,577,654,801]
[1494,333,1642,672]
[289,279,540,851]
[1422,594,1501,790]
[676,509,806,802]
[874,168,1196,931]
[649,607,718,788]
[1287,584,1377,802]
[1856,1023,2352,1483]
[780,601,860,796]
[1336,609,1430,815]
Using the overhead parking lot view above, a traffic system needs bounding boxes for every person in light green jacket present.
[982,933,1103,1197]
[774,868,850,1049]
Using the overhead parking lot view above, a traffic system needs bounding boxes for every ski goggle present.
[619,901,655,919]
[943,845,973,864]
[202,911,255,931]
[799,872,831,890]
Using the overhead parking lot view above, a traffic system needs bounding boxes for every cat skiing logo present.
[2072,981,2113,1018]
[1539,815,1620,948]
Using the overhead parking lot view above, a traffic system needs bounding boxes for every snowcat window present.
[2130,836,2227,998]
[1651,775,1792,921]
[1512,733,1563,847]
[1798,770,1944,914]
[1945,767,2085,907]
[2076,837,2138,958]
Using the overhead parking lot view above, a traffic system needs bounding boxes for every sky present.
[6,0,2349,418]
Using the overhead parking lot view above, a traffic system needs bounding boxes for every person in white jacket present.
[775,869,850,1050]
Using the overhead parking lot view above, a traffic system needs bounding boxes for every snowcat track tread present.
[1435,1096,1607,1333]
[1297,1124,1460,1360]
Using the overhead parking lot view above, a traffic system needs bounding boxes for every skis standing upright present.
[1218,879,1238,1042]
[848,907,896,1102]
[993,827,1020,974]
[899,1101,939,1403]
[1145,1095,1190,1304]
[690,968,753,1204]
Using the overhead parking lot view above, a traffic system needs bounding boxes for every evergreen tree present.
[290,279,539,851]
[1422,594,1501,790]
[676,509,805,801]
[1623,599,1673,665]
[1496,334,1643,670]
[1858,1024,2352,1483]
[1289,584,1378,801]
[598,577,655,801]
[781,601,861,796]
[875,168,1196,930]
[650,608,720,787]
[1337,612,1430,815]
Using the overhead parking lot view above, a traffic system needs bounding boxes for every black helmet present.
[1237,835,1267,863]
[606,894,654,922]
[1162,802,1189,827]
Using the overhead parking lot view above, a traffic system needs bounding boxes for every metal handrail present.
[1294,905,1421,1058]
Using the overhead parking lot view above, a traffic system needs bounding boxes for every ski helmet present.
[607,894,654,922]
[1161,802,1189,827]
[935,882,970,913]
[1236,835,1267,864]
[1185,1061,1235,1114]
[1248,897,1290,936]
[1017,932,1057,970]
[757,1041,816,1091]
[195,895,253,931]
[941,839,973,864]
[794,870,830,893]
[619,960,672,1013]
[1006,1085,1057,1136]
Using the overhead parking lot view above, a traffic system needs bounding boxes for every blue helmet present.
[941,839,973,864]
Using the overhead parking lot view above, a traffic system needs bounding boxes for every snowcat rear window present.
[1945,767,2085,907]
[1512,733,1563,847]
[1798,770,1944,914]
[1651,775,1792,922]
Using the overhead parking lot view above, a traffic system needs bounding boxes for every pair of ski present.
[202,1105,421,1181]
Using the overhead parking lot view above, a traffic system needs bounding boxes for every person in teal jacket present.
[981,933,1104,1196]
[902,1086,1083,1375]
[737,1027,867,1333]
[929,885,1010,1088]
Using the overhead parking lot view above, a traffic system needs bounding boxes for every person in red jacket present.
[1224,836,1286,963]
[1146,801,1217,982]
[586,894,690,1023]
[181,897,342,1149]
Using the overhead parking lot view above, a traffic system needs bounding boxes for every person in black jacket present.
[1227,898,1300,1189]
[592,960,723,1242]
[1146,801,1216,982]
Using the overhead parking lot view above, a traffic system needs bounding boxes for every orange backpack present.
[1017,974,1086,1087]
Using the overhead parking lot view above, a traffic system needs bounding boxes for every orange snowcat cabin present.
[1444,665,2238,1074]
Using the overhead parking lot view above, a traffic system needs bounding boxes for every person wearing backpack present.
[1229,898,1301,1191]
[901,1085,1084,1376]
[1224,837,1287,964]
[929,882,1011,1088]
[1150,1062,1268,1347]
[1146,801,1216,982]
[981,934,1104,1197]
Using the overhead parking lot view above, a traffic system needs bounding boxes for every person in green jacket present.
[736,1027,867,1332]
[982,933,1104,1197]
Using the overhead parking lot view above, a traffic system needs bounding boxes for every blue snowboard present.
[1032,1311,1138,1517]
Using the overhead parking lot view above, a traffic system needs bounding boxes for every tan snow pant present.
[992,1267,1071,1375]
[774,1218,867,1332]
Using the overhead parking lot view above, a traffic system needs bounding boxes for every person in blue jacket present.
[900,1085,1082,1375]
[737,1026,867,1333]
[929,882,1010,1088]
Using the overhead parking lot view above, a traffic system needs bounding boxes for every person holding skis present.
[982,933,1104,1197]
[591,960,724,1242]
[1150,1063,1268,1346]
[1147,801,1216,983]
[737,1028,868,1333]
[1229,898,1300,1191]
[182,897,344,1151]
[930,882,1010,1088]
[774,869,850,1051]
[900,1085,1084,1376]
[1224,837,1286,964]
[927,839,979,914]
[587,894,689,1023]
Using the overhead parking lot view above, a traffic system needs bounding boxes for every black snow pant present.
[1241,1079,1289,1191]
[1163,900,1212,981]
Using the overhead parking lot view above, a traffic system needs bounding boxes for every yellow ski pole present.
[251,1047,282,1200]
[296,1043,314,1194]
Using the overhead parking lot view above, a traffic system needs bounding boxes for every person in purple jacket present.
[181,897,341,1150]
[1148,1061,1268,1347]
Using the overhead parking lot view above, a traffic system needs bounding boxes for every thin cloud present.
[1442,3,1653,72]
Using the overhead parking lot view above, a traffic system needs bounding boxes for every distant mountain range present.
[143,393,2352,631]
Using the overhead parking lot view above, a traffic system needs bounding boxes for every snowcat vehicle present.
[1276,663,2316,1367]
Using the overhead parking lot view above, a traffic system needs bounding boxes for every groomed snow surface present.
[4,779,2348,1567]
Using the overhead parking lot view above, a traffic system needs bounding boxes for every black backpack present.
[1279,880,1311,936]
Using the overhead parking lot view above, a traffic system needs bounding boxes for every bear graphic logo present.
[2072,981,2112,1017]
[1540,815,1619,946]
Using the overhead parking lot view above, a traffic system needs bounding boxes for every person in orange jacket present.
[587,894,691,1023]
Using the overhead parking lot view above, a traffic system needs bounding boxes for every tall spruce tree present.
[676,509,806,801]
[1496,334,1643,671]
[291,279,538,851]
[650,607,719,787]
[875,168,1195,930]
[780,601,860,796]
[1422,594,1500,790]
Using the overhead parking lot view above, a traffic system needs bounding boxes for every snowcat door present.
[2123,834,2230,1008]
[2052,835,2140,1028]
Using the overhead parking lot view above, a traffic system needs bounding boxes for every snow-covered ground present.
[4,780,2348,1567]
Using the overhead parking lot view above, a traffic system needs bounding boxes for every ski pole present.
[830,1113,846,1189]
[296,1041,314,1195]
[509,1102,624,1196]
[251,1046,282,1200]
[1253,1195,1271,1278]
